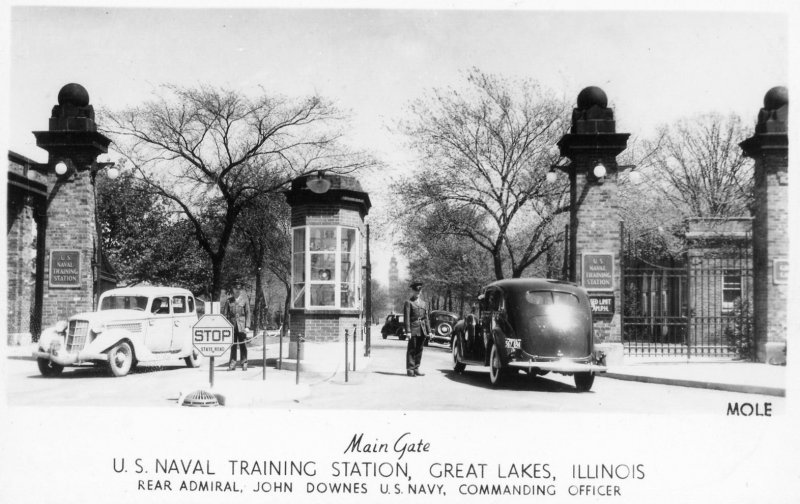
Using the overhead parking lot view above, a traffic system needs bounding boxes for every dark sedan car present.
[425,310,458,346]
[381,313,408,340]
[451,278,606,391]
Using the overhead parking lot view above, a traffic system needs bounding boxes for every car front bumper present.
[33,349,106,366]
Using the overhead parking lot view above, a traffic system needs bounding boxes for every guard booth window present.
[291,225,360,309]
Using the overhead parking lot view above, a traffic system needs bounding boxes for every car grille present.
[66,320,89,352]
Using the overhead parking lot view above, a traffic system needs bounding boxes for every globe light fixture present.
[306,170,332,194]
[593,162,607,179]
[55,161,68,175]
[107,166,120,180]
[546,170,558,184]
[629,170,642,185]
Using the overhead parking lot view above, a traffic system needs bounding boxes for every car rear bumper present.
[508,359,607,374]
[33,350,106,366]
[428,334,452,343]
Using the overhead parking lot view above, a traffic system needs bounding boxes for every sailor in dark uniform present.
[404,281,430,377]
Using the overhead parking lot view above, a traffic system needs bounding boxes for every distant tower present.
[388,256,399,289]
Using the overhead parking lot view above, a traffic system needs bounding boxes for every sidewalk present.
[603,357,786,397]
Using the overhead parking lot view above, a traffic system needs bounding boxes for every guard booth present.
[284,172,371,371]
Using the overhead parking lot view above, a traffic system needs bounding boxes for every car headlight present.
[90,321,105,334]
[54,320,68,333]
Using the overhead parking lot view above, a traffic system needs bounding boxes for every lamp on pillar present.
[54,160,70,176]
[592,161,607,179]
[93,154,119,180]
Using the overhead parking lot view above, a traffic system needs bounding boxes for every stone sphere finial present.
[577,86,608,109]
[57,83,90,107]
[763,86,788,110]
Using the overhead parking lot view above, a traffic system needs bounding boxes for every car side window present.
[486,289,502,311]
[172,296,186,314]
[151,296,170,315]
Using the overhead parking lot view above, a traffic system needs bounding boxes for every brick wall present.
[752,152,788,352]
[572,157,622,343]
[289,312,362,343]
[41,169,98,326]
[7,158,37,343]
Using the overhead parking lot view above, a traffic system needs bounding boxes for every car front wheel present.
[37,357,63,377]
[452,337,466,373]
[574,372,595,392]
[184,349,202,368]
[108,341,134,377]
[489,344,504,386]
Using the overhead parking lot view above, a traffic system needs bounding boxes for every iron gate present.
[621,229,753,359]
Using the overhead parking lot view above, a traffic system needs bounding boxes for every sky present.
[5,3,791,285]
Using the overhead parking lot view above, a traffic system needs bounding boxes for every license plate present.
[505,339,521,349]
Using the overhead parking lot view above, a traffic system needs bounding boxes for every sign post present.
[192,314,234,388]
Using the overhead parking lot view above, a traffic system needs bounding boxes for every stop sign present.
[192,314,234,357]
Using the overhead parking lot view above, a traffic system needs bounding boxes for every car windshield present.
[100,295,149,311]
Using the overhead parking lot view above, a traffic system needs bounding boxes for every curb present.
[602,372,786,397]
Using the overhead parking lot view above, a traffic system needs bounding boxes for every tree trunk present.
[492,251,504,280]
[282,282,291,338]
[211,256,223,302]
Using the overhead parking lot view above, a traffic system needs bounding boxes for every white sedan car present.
[34,286,203,377]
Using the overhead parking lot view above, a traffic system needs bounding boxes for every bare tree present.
[102,85,372,300]
[642,112,753,219]
[394,69,571,279]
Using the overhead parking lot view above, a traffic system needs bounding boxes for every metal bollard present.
[344,329,349,383]
[262,330,267,381]
[295,336,303,385]
[353,324,357,372]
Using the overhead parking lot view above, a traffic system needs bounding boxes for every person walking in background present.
[404,281,430,377]
[223,286,251,371]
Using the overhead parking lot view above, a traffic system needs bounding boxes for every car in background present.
[380,313,408,340]
[426,310,458,346]
[451,278,606,391]
[34,286,202,377]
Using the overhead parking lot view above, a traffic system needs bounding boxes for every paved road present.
[4,336,784,414]
[279,338,785,414]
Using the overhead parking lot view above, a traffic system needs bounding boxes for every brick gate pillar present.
[33,83,111,329]
[557,87,630,365]
[740,86,788,364]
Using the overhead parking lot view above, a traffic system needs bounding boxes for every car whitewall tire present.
[108,341,134,377]
[489,344,503,386]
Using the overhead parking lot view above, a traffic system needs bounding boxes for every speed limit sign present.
[192,314,234,357]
